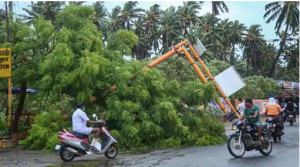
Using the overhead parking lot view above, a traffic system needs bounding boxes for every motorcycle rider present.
[72,103,104,150]
[240,99,262,146]
[265,98,284,132]
[284,99,297,121]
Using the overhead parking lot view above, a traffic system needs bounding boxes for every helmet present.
[76,102,85,109]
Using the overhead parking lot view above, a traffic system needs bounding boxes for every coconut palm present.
[155,6,181,54]
[144,4,161,37]
[211,1,229,58]
[131,4,162,59]
[215,19,232,61]
[93,1,108,34]
[178,1,203,38]
[110,1,144,31]
[197,13,222,50]
[263,1,299,77]
[20,1,65,24]
[228,21,247,64]
[241,24,266,75]
[131,17,153,60]
[260,43,277,76]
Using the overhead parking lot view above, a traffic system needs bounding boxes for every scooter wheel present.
[105,144,118,159]
[60,146,75,162]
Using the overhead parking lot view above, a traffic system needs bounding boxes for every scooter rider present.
[72,103,104,150]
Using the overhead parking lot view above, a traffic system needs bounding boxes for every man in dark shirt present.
[284,100,297,121]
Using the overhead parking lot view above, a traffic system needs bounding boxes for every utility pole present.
[5,1,13,137]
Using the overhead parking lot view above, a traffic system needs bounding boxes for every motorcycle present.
[266,117,284,143]
[54,113,118,162]
[227,118,273,158]
[287,110,296,125]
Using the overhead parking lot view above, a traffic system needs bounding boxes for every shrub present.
[19,110,69,150]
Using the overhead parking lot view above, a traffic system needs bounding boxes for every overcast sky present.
[0,1,280,41]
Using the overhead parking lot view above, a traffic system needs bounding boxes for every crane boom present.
[143,39,240,119]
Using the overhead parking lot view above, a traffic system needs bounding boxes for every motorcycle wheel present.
[259,136,272,156]
[278,136,281,141]
[105,144,118,159]
[227,135,245,158]
[290,120,293,125]
[60,146,75,162]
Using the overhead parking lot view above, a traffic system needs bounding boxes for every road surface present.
[1,122,298,167]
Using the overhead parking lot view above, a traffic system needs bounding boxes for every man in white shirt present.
[237,98,246,116]
[72,103,102,147]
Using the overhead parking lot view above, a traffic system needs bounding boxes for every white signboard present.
[193,38,207,56]
[214,66,246,97]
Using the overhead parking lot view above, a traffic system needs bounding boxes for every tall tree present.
[228,20,247,64]
[21,1,65,24]
[93,1,108,35]
[178,1,203,38]
[156,6,181,53]
[263,1,299,77]
[211,1,229,58]
[111,1,144,31]
[241,24,265,75]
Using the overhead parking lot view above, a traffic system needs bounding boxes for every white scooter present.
[55,113,118,162]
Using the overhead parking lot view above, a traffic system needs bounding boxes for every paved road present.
[1,122,298,167]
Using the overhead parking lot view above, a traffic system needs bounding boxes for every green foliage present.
[0,112,6,130]
[39,5,109,102]
[107,30,139,55]
[4,3,289,152]
[232,75,281,99]
[19,110,68,150]
[104,62,226,149]
[0,112,8,136]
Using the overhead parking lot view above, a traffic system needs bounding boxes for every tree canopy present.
[0,1,297,150]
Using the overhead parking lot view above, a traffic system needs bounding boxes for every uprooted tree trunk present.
[12,81,27,133]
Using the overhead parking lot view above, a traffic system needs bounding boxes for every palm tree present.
[215,19,232,61]
[197,13,222,50]
[93,1,108,36]
[241,24,265,75]
[155,6,181,54]
[131,17,153,60]
[263,1,299,77]
[260,43,277,76]
[110,1,144,31]
[131,4,161,59]
[20,1,65,24]
[228,20,247,64]
[144,4,161,38]
[211,1,229,58]
[178,1,203,38]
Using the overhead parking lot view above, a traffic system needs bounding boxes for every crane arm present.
[142,40,240,119]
